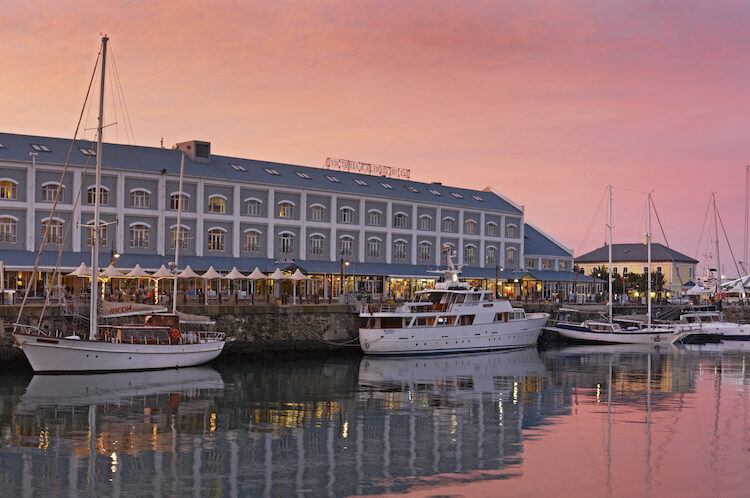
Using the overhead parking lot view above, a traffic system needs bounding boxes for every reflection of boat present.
[17,366,223,412]
[359,246,547,355]
[358,347,545,392]
[541,343,678,357]
[11,36,226,372]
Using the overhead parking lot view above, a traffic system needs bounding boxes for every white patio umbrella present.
[246,267,267,302]
[177,265,202,301]
[100,264,125,278]
[270,268,288,301]
[67,262,91,277]
[124,264,152,278]
[151,265,173,279]
[201,266,224,305]
[291,268,309,304]
[225,267,246,296]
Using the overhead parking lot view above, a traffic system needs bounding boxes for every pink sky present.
[4,1,750,274]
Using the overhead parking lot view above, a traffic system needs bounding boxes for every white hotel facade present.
[0,132,595,300]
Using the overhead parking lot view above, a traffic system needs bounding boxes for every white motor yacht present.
[359,247,548,355]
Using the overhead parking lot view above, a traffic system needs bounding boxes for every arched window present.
[339,235,354,257]
[486,222,497,236]
[393,239,407,260]
[339,207,355,223]
[464,244,476,264]
[393,212,408,228]
[442,217,456,232]
[129,223,150,248]
[505,224,518,238]
[170,192,189,211]
[506,247,517,265]
[85,220,108,247]
[88,185,110,205]
[130,188,151,208]
[465,220,477,234]
[368,209,382,226]
[486,246,497,265]
[41,182,63,203]
[208,195,226,214]
[309,204,326,221]
[278,201,295,218]
[0,216,18,243]
[41,217,64,245]
[309,233,326,255]
[245,198,262,216]
[418,241,432,261]
[279,232,295,254]
[418,215,432,230]
[0,179,18,200]
[367,237,382,259]
[207,227,226,251]
[244,230,261,253]
[169,224,189,249]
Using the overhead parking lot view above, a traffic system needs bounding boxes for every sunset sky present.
[4,1,750,275]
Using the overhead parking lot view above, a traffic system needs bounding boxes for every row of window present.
[0,215,519,264]
[2,181,520,237]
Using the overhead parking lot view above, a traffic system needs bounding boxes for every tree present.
[590,266,624,295]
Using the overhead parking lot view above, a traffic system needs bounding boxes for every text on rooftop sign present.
[324,158,411,180]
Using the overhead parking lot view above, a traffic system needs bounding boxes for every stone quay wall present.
[0,304,365,371]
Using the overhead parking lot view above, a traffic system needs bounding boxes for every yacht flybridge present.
[359,246,548,355]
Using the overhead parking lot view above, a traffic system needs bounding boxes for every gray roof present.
[0,132,521,214]
[523,223,571,257]
[575,243,698,264]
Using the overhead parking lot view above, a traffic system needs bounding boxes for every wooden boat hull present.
[12,334,226,373]
[359,313,548,355]
[545,324,677,345]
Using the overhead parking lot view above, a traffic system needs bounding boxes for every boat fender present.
[171,328,180,340]
[40,320,54,335]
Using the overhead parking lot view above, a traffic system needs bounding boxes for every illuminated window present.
[0,216,17,243]
[208,195,226,214]
[0,180,18,200]
[278,201,294,218]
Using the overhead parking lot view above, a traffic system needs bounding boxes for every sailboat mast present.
[172,153,185,314]
[90,35,108,340]
[744,166,749,275]
[647,193,652,327]
[607,184,613,323]
[713,192,722,292]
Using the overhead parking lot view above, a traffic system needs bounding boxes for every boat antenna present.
[90,34,108,340]
[712,192,722,293]
[172,152,185,314]
[607,184,613,323]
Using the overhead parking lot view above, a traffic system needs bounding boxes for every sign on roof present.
[325,157,411,180]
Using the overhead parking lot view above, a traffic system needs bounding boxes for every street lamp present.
[495,265,504,298]
[110,250,120,265]
[340,253,350,296]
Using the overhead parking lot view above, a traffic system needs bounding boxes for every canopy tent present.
[225,267,246,280]
[247,267,266,280]
[270,268,288,280]
[67,263,91,277]
[124,264,152,278]
[151,265,174,279]
[686,284,712,296]
[178,265,201,279]
[201,266,224,304]
[290,268,309,303]
[100,264,125,279]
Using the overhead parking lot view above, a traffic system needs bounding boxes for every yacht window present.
[436,316,456,325]
[459,315,475,325]
[416,317,429,326]
[454,294,466,303]
[381,317,403,329]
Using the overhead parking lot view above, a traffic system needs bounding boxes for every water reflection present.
[0,343,747,497]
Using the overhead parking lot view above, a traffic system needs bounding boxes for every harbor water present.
[0,343,747,497]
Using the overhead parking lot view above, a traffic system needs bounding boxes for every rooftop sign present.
[324,157,411,180]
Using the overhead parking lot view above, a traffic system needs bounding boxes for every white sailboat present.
[358,244,548,355]
[12,36,227,372]
[545,186,683,344]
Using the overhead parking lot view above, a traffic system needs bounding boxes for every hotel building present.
[0,132,599,300]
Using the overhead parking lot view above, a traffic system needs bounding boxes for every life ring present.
[170,328,180,340]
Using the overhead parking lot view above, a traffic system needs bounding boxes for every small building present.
[575,243,698,299]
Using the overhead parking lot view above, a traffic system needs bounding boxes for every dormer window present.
[472,195,484,202]
[428,189,441,196]
[451,192,463,199]
[380,182,393,189]
[405,185,418,193]
[30,144,51,152]
[229,163,246,171]
[264,168,280,176]
[325,175,340,183]
[295,171,311,179]
[354,179,368,186]
[79,148,96,156]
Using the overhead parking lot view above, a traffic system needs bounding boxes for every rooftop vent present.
[174,140,211,164]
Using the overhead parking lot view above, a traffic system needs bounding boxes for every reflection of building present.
[0,132,584,300]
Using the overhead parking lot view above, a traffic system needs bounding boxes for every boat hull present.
[359,313,548,355]
[13,334,226,373]
[545,324,676,345]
